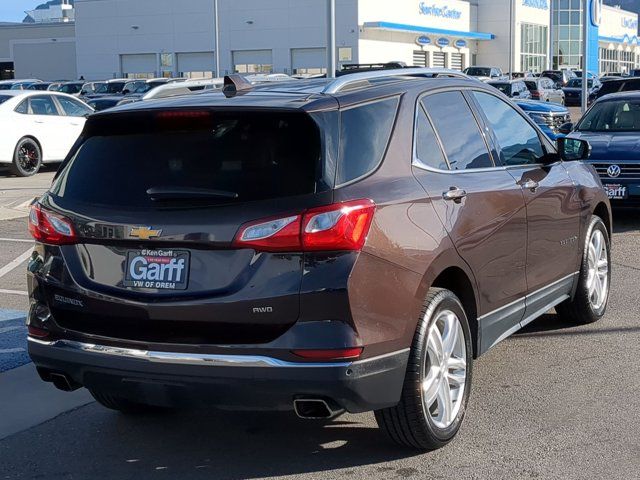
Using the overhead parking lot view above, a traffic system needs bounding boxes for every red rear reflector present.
[232,199,375,252]
[291,347,363,361]
[28,204,77,245]
[28,325,50,338]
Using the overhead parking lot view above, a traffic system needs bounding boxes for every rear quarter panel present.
[333,90,479,358]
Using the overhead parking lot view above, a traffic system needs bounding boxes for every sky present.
[0,1,40,23]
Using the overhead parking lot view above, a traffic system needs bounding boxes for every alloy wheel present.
[586,229,608,310]
[18,143,40,174]
[422,309,467,429]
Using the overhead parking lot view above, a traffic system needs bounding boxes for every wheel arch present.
[425,264,480,358]
[593,202,611,238]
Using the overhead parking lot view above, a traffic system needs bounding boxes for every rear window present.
[336,96,399,185]
[51,111,323,209]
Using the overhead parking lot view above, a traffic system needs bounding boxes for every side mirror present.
[557,137,590,161]
[558,122,574,135]
[122,89,131,95]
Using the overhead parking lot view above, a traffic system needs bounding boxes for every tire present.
[375,288,473,450]
[10,137,42,177]
[556,215,610,324]
[90,389,171,415]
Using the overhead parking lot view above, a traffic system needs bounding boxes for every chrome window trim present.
[28,337,409,369]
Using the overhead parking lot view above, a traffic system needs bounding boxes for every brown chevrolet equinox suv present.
[27,70,612,450]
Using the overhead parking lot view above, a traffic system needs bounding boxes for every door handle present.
[34,120,44,124]
[520,179,539,192]
[443,187,467,203]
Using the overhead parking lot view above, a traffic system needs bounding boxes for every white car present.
[0,90,93,176]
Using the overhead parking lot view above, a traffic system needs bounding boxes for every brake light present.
[531,90,540,98]
[302,200,376,251]
[232,199,375,252]
[291,347,363,361]
[28,204,77,245]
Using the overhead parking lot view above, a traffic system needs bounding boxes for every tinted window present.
[597,81,621,97]
[577,100,640,132]
[473,91,544,166]
[464,67,491,77]
[621,79,640,92]
[29,96,58,115]
[59,83,82,94]
[337,97,399,185]
[491,83,511,95]
[57,96,92,117]
[0,95,11,105]
[51,111,323,209]
[415,106,448,170]
[524,81,537,90]
[422,92,492,170]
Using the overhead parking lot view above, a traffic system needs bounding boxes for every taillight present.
[28,204,77,245]
[302,200,375,251]
[531,90,540,98]
[232,199,375,252]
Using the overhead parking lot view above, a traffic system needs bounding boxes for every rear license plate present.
[603,183,628,200]
[123,249,190,290]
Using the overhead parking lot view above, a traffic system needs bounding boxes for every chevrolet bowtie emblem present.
[129,226,162,240]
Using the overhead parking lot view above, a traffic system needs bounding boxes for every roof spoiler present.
[223,74,253,98]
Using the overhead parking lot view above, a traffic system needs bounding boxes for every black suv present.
[27,70,610,450]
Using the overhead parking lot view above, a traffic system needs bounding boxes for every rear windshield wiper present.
[146,186,239,201]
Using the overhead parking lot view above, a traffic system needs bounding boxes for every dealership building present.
[0,0,639,81]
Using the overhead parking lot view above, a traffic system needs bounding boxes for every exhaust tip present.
[293,398,344,420]
[49,372,81,392]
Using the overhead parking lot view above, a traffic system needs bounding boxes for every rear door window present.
[422,91,493,170]
[336,97,399,185]
[29,95,59,116]
[51,111,324,209]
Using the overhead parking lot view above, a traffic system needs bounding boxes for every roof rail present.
[322,68,472,94]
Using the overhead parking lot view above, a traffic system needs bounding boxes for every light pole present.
[327,0,336,78]
[214,0,221,77]
[581,0,589,113]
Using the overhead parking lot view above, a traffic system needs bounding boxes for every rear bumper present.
[28,337,409,413]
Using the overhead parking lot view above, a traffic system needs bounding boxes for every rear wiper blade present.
[146,186,239,201]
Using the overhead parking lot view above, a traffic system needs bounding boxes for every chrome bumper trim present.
[28,337,409,369]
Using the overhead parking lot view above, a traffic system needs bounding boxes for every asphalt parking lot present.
[0,168,639,480]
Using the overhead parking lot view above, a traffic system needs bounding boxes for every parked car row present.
[0,90,93,176]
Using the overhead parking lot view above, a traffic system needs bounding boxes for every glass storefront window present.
[552,1,584,69]
[521,23,548,73]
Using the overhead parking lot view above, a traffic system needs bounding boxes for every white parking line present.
[0,238,33,243]
[0,326,23,334]
[0,289,28,297]
[0,348,25,354]
[0,248,33,279]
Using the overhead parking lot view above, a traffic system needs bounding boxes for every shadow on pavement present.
[612,210,640,234]
[1,407,422,479]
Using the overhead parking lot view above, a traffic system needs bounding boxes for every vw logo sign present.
[591,0,603,27]
[607,164,621,178]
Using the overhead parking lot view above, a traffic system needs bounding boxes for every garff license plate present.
[603,184,628,200]
[124,249,190,290]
